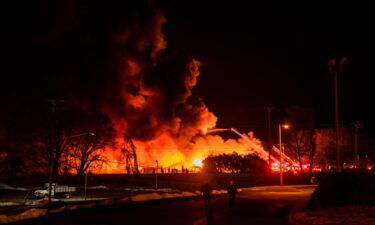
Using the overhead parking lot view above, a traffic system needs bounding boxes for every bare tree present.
[24,99,73,180]
[308,129,316,173]
[286,130,310,173]
[66,128,114,180]
[0,125,31,181]
[120,135,139,175]
[285,106,317,173]
[42,99,71,180]
[314,127,354,171]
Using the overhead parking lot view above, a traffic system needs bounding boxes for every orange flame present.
[90,12,268,174]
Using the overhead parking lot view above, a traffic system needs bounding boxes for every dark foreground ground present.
[10,185,315,225]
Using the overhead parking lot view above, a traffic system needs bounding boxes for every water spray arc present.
[206,128,274,161]
[206,128,298,166]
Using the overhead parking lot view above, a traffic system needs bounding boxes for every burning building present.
[64,1,270,173]
[1,0,269,175]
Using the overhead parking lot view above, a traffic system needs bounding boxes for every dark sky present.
[1,0,372,140]
[156,1,372,138]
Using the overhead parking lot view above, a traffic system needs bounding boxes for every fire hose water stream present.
[206,128,298,167]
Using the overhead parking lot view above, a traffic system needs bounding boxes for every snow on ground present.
[130,189,227,202]
[24,197,60,206]
[124,187,228,195]
[242,185,317,192]
[124,187,179,193]
[212,190,227,195]
[0,183,28,191]
[0,187,229,224]
[0,195,61,209]
[130,192,197,202]
[0,202,20,206]
[86,185,108,190]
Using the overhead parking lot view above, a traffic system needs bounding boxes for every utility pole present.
[47,99,64,214]
[334,67,340,172]
[155,160,158,190]
[278,124,289,186]
[265,106,274,165]
[328,57,348,172]
[352,120,363,168]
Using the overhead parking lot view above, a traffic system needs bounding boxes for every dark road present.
[15,185,315,225]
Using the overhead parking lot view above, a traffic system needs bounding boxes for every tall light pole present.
[279,124,289,186]
[265,106,274,165]
[328,57,348,172]
[155,160,158,190]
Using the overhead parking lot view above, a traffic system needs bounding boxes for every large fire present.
[84,6,269,174]
[192,158,203,167]
[98,129,268,173]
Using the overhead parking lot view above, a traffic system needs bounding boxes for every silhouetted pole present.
[47,99,64,214]
[334,68,340,171]
[155,160,158,190]
[278,124,289,186]
[328,57,348,172]
[265,106,274,165]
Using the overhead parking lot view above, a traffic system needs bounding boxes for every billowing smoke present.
[73,1,267,171]
[3,0,266,171]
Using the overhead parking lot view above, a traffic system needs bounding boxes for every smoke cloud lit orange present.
[92,7,267,173]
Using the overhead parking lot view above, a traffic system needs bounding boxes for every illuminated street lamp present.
[279,124,289,186]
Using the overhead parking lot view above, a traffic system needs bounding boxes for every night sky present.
[156,1,372,138]
[1,0,372,140]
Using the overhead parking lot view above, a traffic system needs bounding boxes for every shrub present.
[308,170,375,209]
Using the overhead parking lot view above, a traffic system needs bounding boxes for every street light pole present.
[334,68,341,172]
[155,160,158,190]
[279,124,289,186]
[279,124,283,186]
